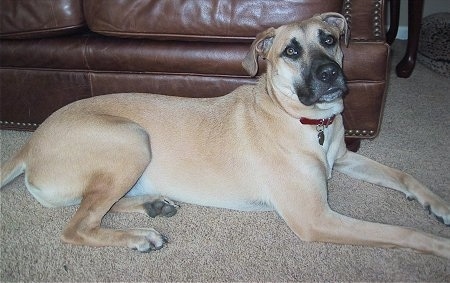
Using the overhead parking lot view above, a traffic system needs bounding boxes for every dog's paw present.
[143,198,178,218]
[130,228,169,252]
[404,189,450,226]
[423,201,450,226]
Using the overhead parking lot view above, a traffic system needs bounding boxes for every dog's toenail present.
[406,195,415,201]
[434,215,445,225]
[424,204,431,214]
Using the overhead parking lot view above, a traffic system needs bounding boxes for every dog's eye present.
[286,47,297,56]
[284,46,299,57]
[282,39,302,59]
[324,35,335,46]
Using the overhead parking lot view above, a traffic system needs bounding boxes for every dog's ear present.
[242,27,276,77]
[319,12,350,46]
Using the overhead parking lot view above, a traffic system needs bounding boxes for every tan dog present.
[1,13,450,258]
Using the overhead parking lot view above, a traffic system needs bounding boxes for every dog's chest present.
[297,119,345,178]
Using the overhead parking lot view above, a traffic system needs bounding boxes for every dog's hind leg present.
[61,173,167,252]
[110,196,178,218]
[56,118,167,251]
[334,151,450,225]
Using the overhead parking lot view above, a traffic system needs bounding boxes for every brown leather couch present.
[0,0,389,151]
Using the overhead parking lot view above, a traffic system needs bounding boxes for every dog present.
[1,13,449,258]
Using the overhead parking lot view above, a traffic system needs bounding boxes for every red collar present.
[299,115,336,126]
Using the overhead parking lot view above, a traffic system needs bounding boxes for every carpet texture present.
[1,41,450,281]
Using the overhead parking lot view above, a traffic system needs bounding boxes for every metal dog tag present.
[316,123,325,145]
[318,131,325,145]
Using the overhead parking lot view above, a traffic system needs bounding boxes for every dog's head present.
[243,13,349,116]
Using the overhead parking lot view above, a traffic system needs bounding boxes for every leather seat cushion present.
[0,0,86,39]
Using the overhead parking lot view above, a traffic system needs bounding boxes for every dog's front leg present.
[334,151,450,225]
[270,166,450,258]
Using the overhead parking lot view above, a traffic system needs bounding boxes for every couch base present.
[1,68,386,142]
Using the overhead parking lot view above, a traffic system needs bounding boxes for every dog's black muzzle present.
[296,56,348,106]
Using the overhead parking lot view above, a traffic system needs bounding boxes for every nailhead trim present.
[345,129,376,137]
[0,120,376,138]
[343,0,353,29]
[343,0,384,41]
[373,0,383,39]
[0,120,39,127]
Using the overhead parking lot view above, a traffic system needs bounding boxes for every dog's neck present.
[299,115,336,146]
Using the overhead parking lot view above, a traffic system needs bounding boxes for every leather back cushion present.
[0,0,86,39]
[84,0,343,41]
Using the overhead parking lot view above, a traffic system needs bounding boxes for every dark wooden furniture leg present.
[345,138,361,152]
[395,0,424,78]
[386,0,400,44]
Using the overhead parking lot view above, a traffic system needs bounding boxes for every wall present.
[394,0,450,39]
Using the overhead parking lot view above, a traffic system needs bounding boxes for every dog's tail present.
[1,146,27,189]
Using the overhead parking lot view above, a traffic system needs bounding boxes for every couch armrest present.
[343,0,386,42]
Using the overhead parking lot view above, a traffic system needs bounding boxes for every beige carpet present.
[1,41,450,281]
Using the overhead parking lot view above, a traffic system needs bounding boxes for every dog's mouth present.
[317,87,347,103]
[296,58,348,106]
[296,86,346,106]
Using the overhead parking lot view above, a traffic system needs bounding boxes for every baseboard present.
[396,26,408,40]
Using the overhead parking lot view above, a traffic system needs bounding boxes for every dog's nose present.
[316,62,340,83]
